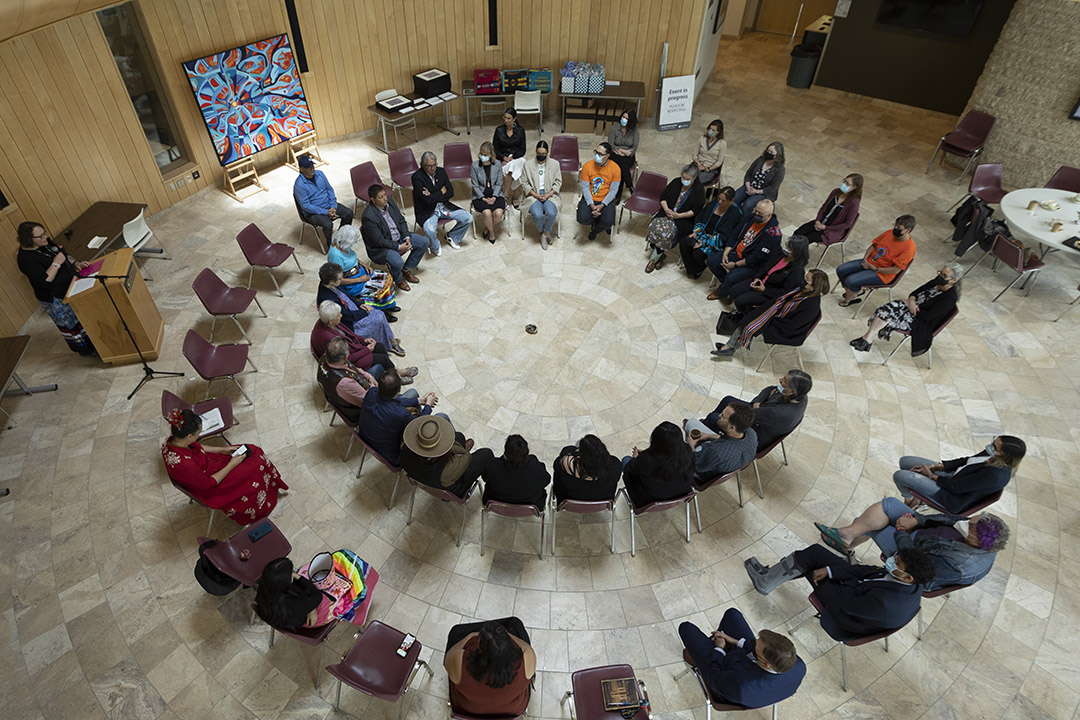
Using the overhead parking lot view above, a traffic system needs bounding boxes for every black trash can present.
[787,43,822,89]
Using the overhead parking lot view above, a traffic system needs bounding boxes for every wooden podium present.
[64,248,164,365]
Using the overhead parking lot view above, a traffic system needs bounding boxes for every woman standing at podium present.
[15,221,95,355]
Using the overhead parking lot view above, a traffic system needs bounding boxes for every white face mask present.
[954,519,970,538]
[594,153,605,164]
[479,155,490,163]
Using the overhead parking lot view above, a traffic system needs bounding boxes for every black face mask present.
[763,150,775,160]
[536,155,548,162]
[892,227,904,237]
[752,213,765,222]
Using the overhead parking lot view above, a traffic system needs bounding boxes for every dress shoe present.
[396,280,410,292]
[403,269,420,284]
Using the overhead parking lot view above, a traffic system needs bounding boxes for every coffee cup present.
[689,429,702,440]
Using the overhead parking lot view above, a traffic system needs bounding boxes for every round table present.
[999,187,1080,257]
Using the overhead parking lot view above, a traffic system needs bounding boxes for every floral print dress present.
[162,441,287,523]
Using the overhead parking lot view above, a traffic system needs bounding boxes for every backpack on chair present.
[194,540,241,596]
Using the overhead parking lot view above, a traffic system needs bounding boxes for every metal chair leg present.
[480,507,486,556]
[736,471,744,507]
[407,484,417,524]
[291,253,304,273]
[334,678,342,709]
[753,461,764,498]
[551,502,558,556]
[841,643,848,692]
[992,273,1025,302]
[925,139,943,173]
[882,335,910,365]
[231,315,252,344]
[917,606,924,641]
[673,664,693,681]
[609,504,616,553]
[884,635,890,652]
[1054,294,1080,322]
[355,446,367,478]
[684,501,691,542]
[230,376,253,405]
[756,344,776,372]
[266,267,283,297]
[694,495,702,533]
[245,356,259,372]
[247,266,255,290]
[209,316,217,343]
[388,470,403,509]
[342,432,352,461]
[780,439,788,465]
[852,288,876,319]
[206,509,215,536]
[539,512,545,560]
[252,296,267,317]
[814,244,831,269]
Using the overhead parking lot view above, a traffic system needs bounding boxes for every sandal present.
[396,366,418,378]
[814,522,850,554]
[838,292,865,307]
[398,373,414,386]
[388,341,406,357]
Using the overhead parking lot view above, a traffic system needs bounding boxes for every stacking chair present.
[182,329,258,405]
[908,488,1002,518]
[691,466,748,530]
[917,583,973,640]
[336,416,405,484]
[751,430,795,500]
[192,268,266,344]
[550,497,616,555]
[236,223,304,297]
[350,161,388,213]
[619,487,697,556]
[388,148,419,207]
[122,208,169,280]
[675,649,778,719]
[925,110,996,182]
[949,163,1006,211]
[755,311,821,372]
[808,592,906,692]
[293,195,327,253]
[550,135,580,180]
[442,142,473,182]
[197,519,291,587]
[450,700,521,720]
[1054,284,1080,322]
[813,212,859,268]
[480,500,545,559]
[969,233,1046,302]
[160,390,235,442]
[882,306,959,368]
[326,620,434,717]
[561,664,651,719]
[852,266,908,319]
[477,96,505,128]
[1045,165,1080,192]
[519,198,559,241]
[169,477,218,536]
[403,476,480,547]
[514,90,543,133]
[616,171,667,238]
[374,89,419,149]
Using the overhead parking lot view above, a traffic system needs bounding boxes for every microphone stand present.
[92,272,184,399]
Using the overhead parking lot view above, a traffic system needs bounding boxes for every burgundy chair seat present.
[443,142,473,181]
[926,110,995,182]
[968,163,1006,204]
[808,592,899,646]
[388,148,419,189]
[622,487,697,556]
[551,498,616,555]
[851,267,908,320]
[161,390,235,439]
[405,476,479,547]
[550,135,580,173]
[238,224,295,266]
[183,330,249,378]
[691,463,750,522]
[569,664,650,719]
[1045,165,1080,192]
[482,500,545,558]
[351,161,387,209]
[680,649,754,711]
[169,477,219,535]
[197,519,291,587]
[909,488,1002,518]
[325,620,422,701]
[193,269,259,315]
[622,171,667,215]
[692,470,738,494]
[882,306,959,367]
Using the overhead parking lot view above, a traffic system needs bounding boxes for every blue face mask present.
[707,129,717,137]
[985,443,996,457]
[776,383,785,395]
[595,153,605,164]
[840,182,852,193]
[884,555,904,579]
[681,177,693,186]
[620,117,628,127]
[479,155,490,163]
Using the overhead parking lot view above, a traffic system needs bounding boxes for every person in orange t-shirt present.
[836,215,917,306]
[577,142,622,240]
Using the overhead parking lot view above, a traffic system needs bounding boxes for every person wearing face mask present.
[836,215,918,307]
[683,401,758,479]
[891,436,1027,514]
[607,108,639,200]
[470,141,506,244]
[577,142,621,240]
[850,263,963,354]
[719,235,811,332]
[691,119,726,189]
[706,198,782,303]
[644,164,706,272]
[794,173,863,248]
[680,187,742,279]
[744,543,936,640]
[519,141,562,250]
[814,499,1010,592]
[493,108,527,208]
[702,370,812,452]
[712,269,830,358]
[732,142,786,215]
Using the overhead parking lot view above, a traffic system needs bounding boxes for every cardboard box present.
[564,116,597,135]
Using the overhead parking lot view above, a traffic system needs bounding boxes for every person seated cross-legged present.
[360,184,428,291]
[704,370,811,453]
[685,401,757,479]
[891,436,1026,513]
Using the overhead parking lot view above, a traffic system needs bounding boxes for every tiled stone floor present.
[3,32,1080,720]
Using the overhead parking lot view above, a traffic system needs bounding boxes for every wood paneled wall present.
[0,0,705,336]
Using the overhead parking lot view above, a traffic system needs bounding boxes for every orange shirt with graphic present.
[734,221,767,257]
[866,230,916,283]
[580,159,621,203]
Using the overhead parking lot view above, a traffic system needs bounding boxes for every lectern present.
[64,248,164,364]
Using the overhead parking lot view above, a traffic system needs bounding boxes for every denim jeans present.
[732,187,766,215]
[892,455,949,506]
[423,206,472,251]
[383,233,429,283]
[836,259,883,292]
[865,496,917,556]
[530,199,558,233]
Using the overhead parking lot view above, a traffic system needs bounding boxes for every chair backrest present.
[192,268,230,311]
[388,148,419,186]
[408,475,475,505]
[182,329,214,368]
[969,163,1004,196]
[443,142,473,175]
[236,224,271,261]
[990,233,1026,271]
[629,488,695,515]
[252,602,338,644]
[351,162,385,203]
[514,90,542,113]
[692,469,739,493]
[1045,165,1080,192]
[203,519,292,586]
[950,110,995,148]
[932,306,960,338]
[348,425,402,471]
[485,500,542,518]
[293,193,312,223]
[550,135,580,173]
[633,171,669,201]
[555,498,614,513]
[754,429,793,462]
[808,591,902,645]
[375,88,398,102]
[824,211,859,247]
[122,208,151,247]
[161,389,192,418]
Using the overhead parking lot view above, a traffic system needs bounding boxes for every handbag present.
[646,217,678,251]
[194,540,241,596]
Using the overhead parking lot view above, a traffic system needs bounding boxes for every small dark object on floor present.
[525,324,537,335]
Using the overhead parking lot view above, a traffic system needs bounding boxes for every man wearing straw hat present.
[400,415,479,498]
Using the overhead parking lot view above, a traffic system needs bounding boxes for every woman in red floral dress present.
[162,409,287,524]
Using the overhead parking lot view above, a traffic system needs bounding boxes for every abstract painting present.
[182,34,312,166]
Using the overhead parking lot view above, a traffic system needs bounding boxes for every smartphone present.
[397,633,416,657]
[231,445,248,457]
[247,521,272,543]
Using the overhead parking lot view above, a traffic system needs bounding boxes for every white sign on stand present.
[658,74,695,131]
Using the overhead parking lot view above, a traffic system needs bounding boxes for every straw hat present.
[403,415,454,458]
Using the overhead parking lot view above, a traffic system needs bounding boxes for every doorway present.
[755,0,837,37]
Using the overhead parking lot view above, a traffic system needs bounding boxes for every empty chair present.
[969,233,1045,302]
[675,649,778,720]
[1045,165,1080,192]
[813,212,859,268]
[182,329,258,405]
[808,592,905,692]
[882,306,959,368]
[852,266,909,319]
[909,488,1003,518]
[388,148,419,206]
[619,487,697,556]
[514,90,542,133]
[1055,283,1080,322]
[375,88,419,149]
[236,223,304,297]
[442,142,473,182]
[549,135,580,177]
[294,194,327,253]
[350,161,387,213]
[550,497,615,555]
[197,519,291,586]
[160,389,235,441]
[477,96,504,127]
[949,163,1006,211]
[122,208,170,279]
[481,500,545,559]
[325,620,434,717]
[402,476,480,547]
[755,311,822,372]
[925,110,996,182]
[616,171,667,236]
[192,268,267,343]
[561,664,651,720]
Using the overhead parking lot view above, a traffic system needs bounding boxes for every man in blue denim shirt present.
[294,156,354,245]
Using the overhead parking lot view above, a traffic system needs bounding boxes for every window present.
[487,0,499,47]
[0,184,8,212]
[97,3,188,174]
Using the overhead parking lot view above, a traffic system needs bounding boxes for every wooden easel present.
[222,157,268,203]
[285,131,326,171]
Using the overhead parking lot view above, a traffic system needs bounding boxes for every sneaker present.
[540,232,549,250]
[588,229,598,241]
[448,238,461,249]
[430,245,442,257]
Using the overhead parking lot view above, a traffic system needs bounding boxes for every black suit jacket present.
[748,387,807,451]
[360,200,410,264]
[411,167,460,226]
[934,453,1010,513]
[814,562,922,640]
